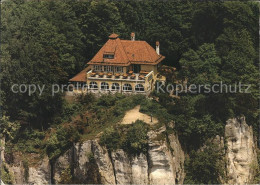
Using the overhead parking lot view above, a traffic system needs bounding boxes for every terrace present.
[86,70,154,82]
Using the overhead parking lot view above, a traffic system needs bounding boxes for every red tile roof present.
[109,33,119,39]
[88,34,165,66]
[69,66,90,82]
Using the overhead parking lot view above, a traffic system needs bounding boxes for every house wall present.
[123,66,128,74]
[141,65,157,74]
[85,77,154,94]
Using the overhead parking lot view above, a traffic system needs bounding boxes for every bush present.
[99,127,120,151]
[77,93,96,106]
[46,125,80,160]
[184,142,225,184]
[60,102,83,122]
[140,99,172,124]
[100,120,149,156]
[0,115,20,140]
[59,166,73,184]
[122,120,149,155]
[1,163,13,184]
[14,129,46,153]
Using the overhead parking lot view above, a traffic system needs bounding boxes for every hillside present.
[0,0,259,184]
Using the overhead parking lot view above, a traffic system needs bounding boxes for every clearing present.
[121,105,158,125]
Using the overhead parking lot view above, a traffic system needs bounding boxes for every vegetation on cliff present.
[1,0,259,184]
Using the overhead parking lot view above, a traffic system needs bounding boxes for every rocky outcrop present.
[6,156,50,184]
[225,117,257,184]
[6,117,258,184]
[131,153,149,184]
[54,147,74,183]
[51,124,185,184]
[110,149,149,184]
[91,140,116,184]
[28,156,51,184]
[167,127,185,183]
[53,140,114,184]
[111,150,132,184]
[148,125,185,184]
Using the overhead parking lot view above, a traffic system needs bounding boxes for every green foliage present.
[252,149,260,183]
[1,0,84,128]
[60,101,83,123]
[179,43,221,85]
[140,98,173,124]
[99,127,121,152]
[45,125,80,161]
[15,129,46,153]
[100,120,149,156]
[168,95,223,149]
[1,163,14,184]
[23,159,29,182]
[184,142,226,184]
[0,115,20,140]
[86,152,95,163]
[77,93,96,106]
[59,166,73,184]
[121,120,149,155]
[1,2,259,184]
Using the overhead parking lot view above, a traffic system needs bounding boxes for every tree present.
[1,1,84,128]
[184,142,225,184]
[0,115,20,140]
[179,43,221,85]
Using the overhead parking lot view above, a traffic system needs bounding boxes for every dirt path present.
[121,105,158,125]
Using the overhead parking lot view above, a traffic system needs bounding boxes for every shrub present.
[60,102,83,122]
[77,93,96,106]
[184,142,225,184]
[1,163,13,184]
[59,166,73,184]
[0,115,20,140]
[99,127,120,151]
[140,99,172,124]
[46,125,80,160]
[100,120,149,156]
[122,120,149,155]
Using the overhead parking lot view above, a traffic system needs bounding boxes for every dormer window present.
[103,54,114,59]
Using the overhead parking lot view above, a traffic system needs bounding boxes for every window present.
[115,66,123,73]
[101,82,109,91]
[135,84,144,92]
[123,84,132,91]
[94,65,102,71]
[89,82,98,89]
[103,54,114,59]
[104,65,113,72]
[111,83,120,91]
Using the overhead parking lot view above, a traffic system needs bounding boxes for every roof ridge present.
[115,38,130,64]
[119,39,131,62]
[144,42,153,62]
[121,40,146,42]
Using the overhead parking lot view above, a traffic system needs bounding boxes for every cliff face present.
[2,117,258,184]
[53,125,185,184]
[225,117,257,184]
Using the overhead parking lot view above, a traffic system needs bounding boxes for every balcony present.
[87,70,154,82]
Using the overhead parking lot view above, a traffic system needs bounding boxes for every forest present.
[0,0,259,184]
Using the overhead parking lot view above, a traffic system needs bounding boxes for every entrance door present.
[132,64,141,73]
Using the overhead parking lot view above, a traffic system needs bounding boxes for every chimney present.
[156,41,160,55]
[131,32,135,41]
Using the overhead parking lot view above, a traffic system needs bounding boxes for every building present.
[69,33,165,95]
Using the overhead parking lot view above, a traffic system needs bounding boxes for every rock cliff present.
[52,125,185,184]
[2,117,258,184]
[225,117,258,184]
